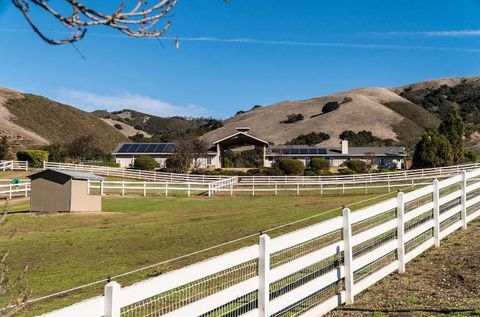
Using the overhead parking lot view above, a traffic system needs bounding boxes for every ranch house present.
[112,128,407,170]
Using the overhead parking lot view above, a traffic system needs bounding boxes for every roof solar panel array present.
[271,147,328,155]
[116,143,176,154]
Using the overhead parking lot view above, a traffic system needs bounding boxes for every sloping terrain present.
[0,88,128,152]
[327,219,480,317]
[202,88,440,150]
[92,109,222,141]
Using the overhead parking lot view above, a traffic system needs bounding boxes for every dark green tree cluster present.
[412,107,477,168]
[278,159,305,175]
[322,101,339,114]
[287,132,330,146]
[281,113,304,124]
[339,130,394,146]
[133,156,158,170]
[0,136,10,160]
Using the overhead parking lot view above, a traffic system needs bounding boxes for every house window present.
[207,157,212,165]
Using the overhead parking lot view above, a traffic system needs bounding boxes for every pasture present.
[2,191,395,316]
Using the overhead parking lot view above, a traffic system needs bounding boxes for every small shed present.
[28,169,103,212]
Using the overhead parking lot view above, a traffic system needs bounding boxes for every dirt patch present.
[327,219,480,317]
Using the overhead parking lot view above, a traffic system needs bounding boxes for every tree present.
[412,131,454,168]
[12,0,178,44]
[287,132,330,146]
[438,107,465,162]
[170,140,192,173]
[322,101,340,113]
[67,134,102,161]
[281,113,304,124]
[0,136,10,160]
[41,143,67,162]
[133,156,157,170]
[190,138,209,169]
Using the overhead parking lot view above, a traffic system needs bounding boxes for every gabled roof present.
[28,169,104,181]
[213,132,269,147]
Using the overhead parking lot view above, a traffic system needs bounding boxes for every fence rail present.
[39,168,480,317]
[0,182,30,199]
[0,160,28,171]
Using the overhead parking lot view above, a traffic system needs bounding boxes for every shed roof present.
[28,169,104,181]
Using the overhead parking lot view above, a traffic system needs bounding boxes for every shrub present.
[303,170,316,176]
[346,160,368,174]
[41,143,67,162]
[251,105,262,110]
[278,159,305,175]
[133,156,158,170]
[309,158,330,173]
[114,123,123,130]
[322,101,340,113]
[0,135,10,160]
[17,150,49,167]
[339,168,356,175]
[412,132,453,168]
[464,148,478,162]
[235,110,246,116]
[342,96,353,104]
[281,113,304,124]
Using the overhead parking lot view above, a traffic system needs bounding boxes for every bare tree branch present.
[11,0,178,44]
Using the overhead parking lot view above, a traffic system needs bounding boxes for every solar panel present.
[308,148,317,155]
[155,144,167,153]
[118,144,131,153]
[137,144,149,152]
[146,144,157,153]
[164,144,175,153]
[290,149,300,155]
[318,148,327,154]
[299,148,308,154]
[128,144,140,153]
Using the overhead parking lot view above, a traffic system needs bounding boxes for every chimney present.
[236,127,250,134]
[341,140,349,154]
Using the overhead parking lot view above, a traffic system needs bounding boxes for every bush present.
[342,96,353,104]
[339,168,356,175]
[281,113,304,124]
[346,160,368,174]
[309,158,330,173]
[133,156,158,170]
[114,123,123,130]
[17,150,49,168]
[303,170,316,176]
[322,101,340,113]
[41,143,67,162]
[251,105,262,110]
[464,148,478,162]
[235,110,246,116]
[278,159,305,175]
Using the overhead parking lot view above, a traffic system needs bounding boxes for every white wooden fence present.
[0,160,28,171]
[38,168,480,317]
[43,162,228,184]
[0,182,30,199]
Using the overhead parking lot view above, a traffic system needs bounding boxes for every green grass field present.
[0,190,398,316]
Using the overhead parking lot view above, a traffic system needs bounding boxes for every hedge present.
[346,160,367,174]
[133,156,158,171]
[16,150,49,168]
[309,158,330,173]
[278,159,305,175]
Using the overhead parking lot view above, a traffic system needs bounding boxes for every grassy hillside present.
[3,94,128,152]
[92,109,223,142]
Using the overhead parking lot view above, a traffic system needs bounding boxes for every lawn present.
[1,191,396,316]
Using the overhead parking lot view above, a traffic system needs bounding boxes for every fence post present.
[397,192,405,273]
[252,183,255,197]
[342,207,354,304]
[122,180,125,197]
[87,179,90,194]
[42,161,46,170]
[187,183,191,197]
[461,170,467,229]
[258,234,270,317]
[24,183,28,197]
[433,179,440,247]
[166,182,169,197]
[275,183,278,196]
[8,184,12,200]
[296,183,299,195]
[143,181,147,197]
[104,281,121,317]
[100,180,104,196]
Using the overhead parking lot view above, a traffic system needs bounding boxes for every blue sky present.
[1,0,480,118]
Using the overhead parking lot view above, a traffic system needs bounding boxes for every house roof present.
[28,169,104,181]
[112,143,176,155]
[212,132,269,147]
[268,145,407,157]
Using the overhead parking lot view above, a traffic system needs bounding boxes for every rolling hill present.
[202,86,442,151]
[0,88,128,153]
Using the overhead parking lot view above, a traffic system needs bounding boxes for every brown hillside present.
[203,88,440,150]
[0,88,128,152]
